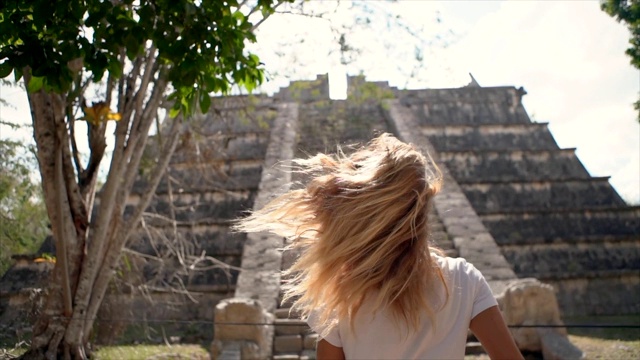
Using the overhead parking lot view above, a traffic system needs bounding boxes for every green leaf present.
[27,76,44,93]
[0,62,12,78]
[199,90,211,114]
[169,106,181,118]
[124,34,141,60]
[107,58,123,78]
[232,11,245,22]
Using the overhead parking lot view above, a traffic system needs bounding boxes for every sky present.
[1,0,638,203]
[251,0,640,204]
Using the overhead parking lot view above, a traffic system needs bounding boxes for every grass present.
[0,344,210,360]
[568,335,640,359]
[93,344,209,359]
[565,315,640,359]
[465,315,640,360]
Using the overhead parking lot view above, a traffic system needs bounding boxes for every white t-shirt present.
[307,256,498,359]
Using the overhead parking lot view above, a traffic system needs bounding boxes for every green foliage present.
[0,0,290,116]
[601,0,640,122]
[602,0,640,69]
[0,139,48,274]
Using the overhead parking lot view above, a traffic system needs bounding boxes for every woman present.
[235,133,522,359]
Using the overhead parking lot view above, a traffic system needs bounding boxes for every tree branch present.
[68,107,83,177]
[250,1,286,31]
[83,116,182,340]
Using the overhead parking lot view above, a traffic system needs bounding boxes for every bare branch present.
[123,115,181,240]
[117,48,127,110]
[83,117,182,336]
[68,108,83,177]
[133,45,158,128]
[250,1,287,31]
[118,70,169,205]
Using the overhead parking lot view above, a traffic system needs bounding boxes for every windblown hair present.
[234,133,448,335]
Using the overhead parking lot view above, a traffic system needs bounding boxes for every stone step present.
[461,178,626,213]
[439,149,590,183]
[135,161,264,194]
[423,122,558,152]
[169,133,270,164]
[272,350,317,360]
[404,88,531,126]
[273,333,317,355]
[201,107,279,134]
[275,318,311,336]
[132,194,256,226]
[128,226,246,257]
[502,242,640,279]
[275,307,299,319]
[273,355,301,360]
[465,341,486,356]
[482,207,640,246]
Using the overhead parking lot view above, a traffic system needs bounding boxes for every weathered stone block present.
[499,278,566,352]
[274,335,303,353]
[300,349,317,360]
[303,334,319,350]
[213,298,274,359]
[537,328,584,360]
[275,319,310,336]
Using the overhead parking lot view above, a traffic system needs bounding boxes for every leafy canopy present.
[601,0,640,122]
[0,0,287,115]
[601,0,640,69]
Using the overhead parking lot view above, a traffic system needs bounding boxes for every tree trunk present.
[20,69,178,359]
[22,83,88,359]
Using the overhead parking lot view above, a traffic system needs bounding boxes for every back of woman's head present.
[235,133,446,334]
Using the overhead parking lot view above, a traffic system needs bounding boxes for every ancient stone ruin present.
[1,74,638,359]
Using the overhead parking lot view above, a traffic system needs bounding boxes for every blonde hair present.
[234,133,448,335]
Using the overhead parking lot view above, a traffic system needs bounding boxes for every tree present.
[0,1,288,358]
[601,0,640,121]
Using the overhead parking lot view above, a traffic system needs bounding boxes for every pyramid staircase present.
[269,85,481,358]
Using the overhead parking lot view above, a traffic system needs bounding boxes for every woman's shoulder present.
[434,255,481,277]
